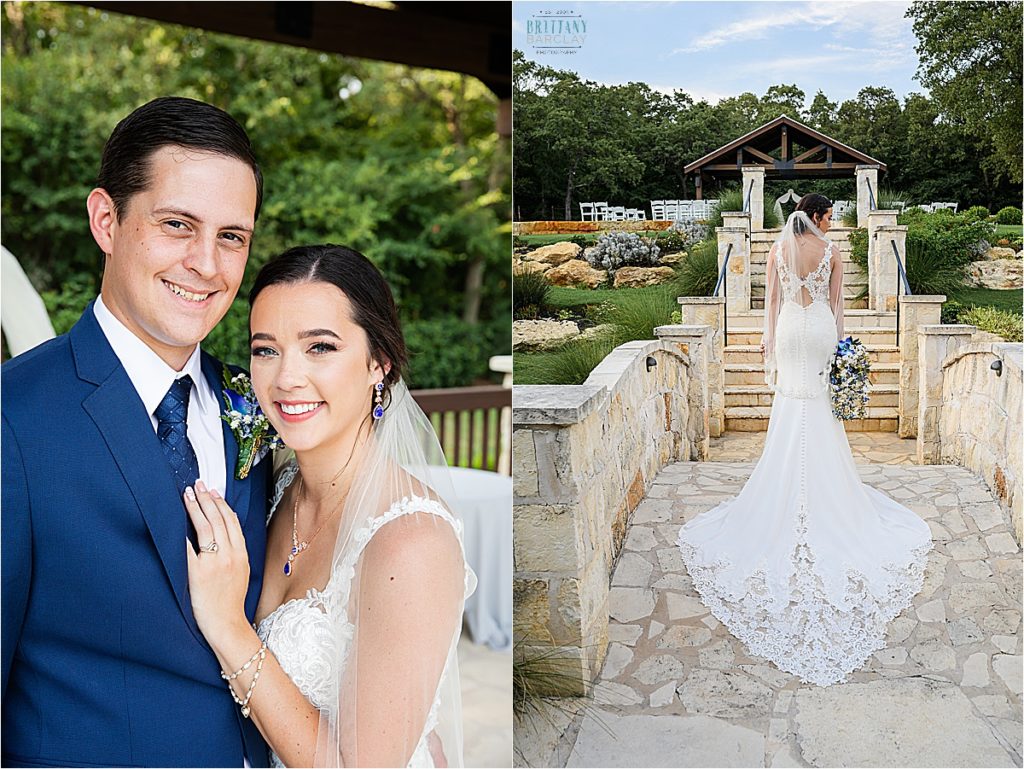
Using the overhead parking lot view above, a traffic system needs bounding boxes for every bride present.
[676,194,932,687]
[183,244,476,766]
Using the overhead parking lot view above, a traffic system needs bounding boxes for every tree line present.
[513,2,1022,221]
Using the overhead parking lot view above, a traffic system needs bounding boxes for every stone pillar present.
[916,325,976,464]
[654,325,711,460]
[717,211,751,317]
[897,296,945,439]
[741,166,765,231]
[856,164,880,227]
[677,297,726,437]
[867,210,901,311]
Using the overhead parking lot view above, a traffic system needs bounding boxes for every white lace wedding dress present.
[257,462,475,767]
[676,237,933,687]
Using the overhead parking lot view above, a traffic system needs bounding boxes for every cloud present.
[673,1,913,55]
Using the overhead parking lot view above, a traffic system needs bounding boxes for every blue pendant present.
[283,562,291,576]
[373,405,384,419]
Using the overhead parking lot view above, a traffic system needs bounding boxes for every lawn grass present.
[947,287,1023,314]
[994,224,1023,237]
[545,284,674,310]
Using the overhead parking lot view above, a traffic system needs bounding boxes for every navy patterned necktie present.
[155,376,201,498]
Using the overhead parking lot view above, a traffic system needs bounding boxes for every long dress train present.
[676,227,932,687]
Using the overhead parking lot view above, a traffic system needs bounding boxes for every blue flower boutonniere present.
[220,367,283,480]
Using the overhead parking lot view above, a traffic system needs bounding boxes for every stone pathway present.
[563,459,1022,768]
[710,430,918,465]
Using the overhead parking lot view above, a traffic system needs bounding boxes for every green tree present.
[908,0,1024,184]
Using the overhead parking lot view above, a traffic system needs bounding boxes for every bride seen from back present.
[184,244,474,767]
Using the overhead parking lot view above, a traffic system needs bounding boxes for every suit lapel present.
[72,306,207,647]
[201,354,251,529]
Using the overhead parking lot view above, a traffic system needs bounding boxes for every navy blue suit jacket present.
[1,303,270,767]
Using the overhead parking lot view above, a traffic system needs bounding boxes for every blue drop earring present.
[372,382,385,420]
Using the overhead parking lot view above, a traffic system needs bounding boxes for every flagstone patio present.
[517,432,1022,768]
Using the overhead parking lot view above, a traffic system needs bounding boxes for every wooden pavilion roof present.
[76,2,512,98]
[684,114,885,179]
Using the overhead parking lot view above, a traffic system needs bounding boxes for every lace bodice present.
[257,462,473,768]
[776,241,835,306]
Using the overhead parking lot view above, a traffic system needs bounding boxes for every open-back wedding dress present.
[676,211,932,687]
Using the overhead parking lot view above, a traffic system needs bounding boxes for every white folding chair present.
[594,202,609,221]
[579,202,595,222]
[650,200,665,220]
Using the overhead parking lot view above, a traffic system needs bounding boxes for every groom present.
[2,97,271,767]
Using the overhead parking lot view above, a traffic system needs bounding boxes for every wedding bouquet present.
[829,336,871,421]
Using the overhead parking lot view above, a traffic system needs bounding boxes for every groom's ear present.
[87,188,116,257]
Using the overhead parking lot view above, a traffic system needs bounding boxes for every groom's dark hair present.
[96,96,263,221]
[249,245,409,393]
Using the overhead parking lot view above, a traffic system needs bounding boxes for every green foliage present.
[568,234,589,248]
[4,3,510,387]
[513,270,552,320]
[707,188,745,230]
[908,1,1023,184]
[963,205,991,223]
[674,238,719,297]
[955,306,1023,342]
[403,319,486,389]
[514,51,1021,219]
[842,207,859,228]
[848,228,869,273]
[996,206,1023,225]
[902,238,968,297]
[656,230,687,253]
[898,208,996,266]
[514,335,617,386]
[39,274,95,336]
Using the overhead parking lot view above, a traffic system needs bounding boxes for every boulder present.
[546,259,607,289]
[965,259,1023,289]
[525,242,582,266]
[512,319,582,352]
[513,259,548,275]
[613,266,677,288]
[983,246,1017,260]
[659,251,686,266]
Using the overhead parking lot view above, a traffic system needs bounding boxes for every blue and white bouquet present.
[829,336,871,421]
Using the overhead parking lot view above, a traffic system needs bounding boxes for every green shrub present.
[996,206,1023,225]
[674,238,719,297]
[762,204,781,229]
[848,228,869,273]
[706,188,744,230]
[897,208,995,266]
[514,335,616,385]
[902,239,968,296]
[403,318,486,389]
[941,298,966,324]
[604,287,677,344]
[512,235,528,249]
[656,230,688,254]
[956,306,1023,342]
[569,234,589,248]
[963,205,991,223]
[513,270,551,319]
[39,273,95,337]
[841,207,859,228]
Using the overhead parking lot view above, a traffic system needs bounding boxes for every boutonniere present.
[220,367,283,480]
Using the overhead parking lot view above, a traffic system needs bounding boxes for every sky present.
[513,0,924,107]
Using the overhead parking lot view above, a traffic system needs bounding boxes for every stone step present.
[723,344,900,364]
[724,362,900,386]
[725,327,897,346]
[725,384,900,408]
[725,405,899,432]
[726,309,897,329]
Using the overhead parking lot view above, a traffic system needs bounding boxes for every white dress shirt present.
[93,295,227,496]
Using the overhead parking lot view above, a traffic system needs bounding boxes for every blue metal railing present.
[865,178,877,211]
[891,238,912,348]
[743,179,753,214]
[713,242,733,340]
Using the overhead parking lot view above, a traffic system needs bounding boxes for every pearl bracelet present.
[223,642,267,718]
[222,643,265,681]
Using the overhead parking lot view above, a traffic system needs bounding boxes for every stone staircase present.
[723,309,900,432]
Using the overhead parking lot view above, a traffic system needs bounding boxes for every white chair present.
[664,200,680,220]
[579,202,596,222]
[650,200,666,220]
[594,202,609,221]
[608,206,627,221]
[635,209,647,221]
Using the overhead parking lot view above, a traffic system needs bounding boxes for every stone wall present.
[937,340,1023,543]
[513,336,707,692]
[513,220,673,235]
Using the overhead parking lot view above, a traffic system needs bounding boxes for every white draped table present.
[448,466,512,651]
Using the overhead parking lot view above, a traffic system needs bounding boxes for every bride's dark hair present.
[794,193,832,234]
[248,244,408,392]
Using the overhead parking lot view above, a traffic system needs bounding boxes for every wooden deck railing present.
[411,385,512,474]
